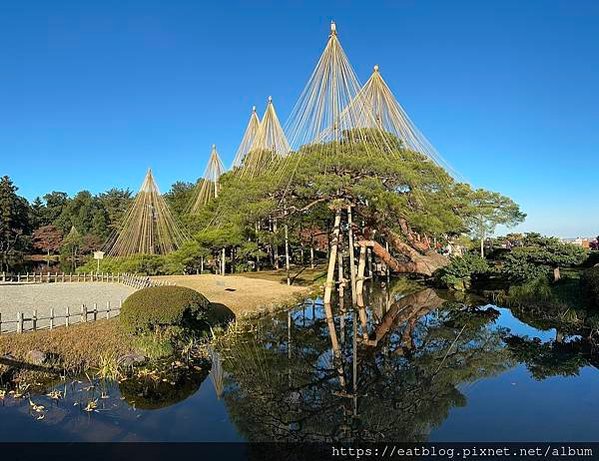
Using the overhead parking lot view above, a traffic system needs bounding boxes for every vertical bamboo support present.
[32,310,37,331]
[49,308,54,330]
[356,245,369,340]
[385,241,391,284]
[66,306,70,327]
[284,223,291,286]
[337,229,345,300]
[81,304,86,322]
[93,303,98,321]
[17,312,23,334]
[221,248,226,275]
[324,210,342,306]
[310,246,315,269]
[347,205,357,306]
[273,219,280,269]
[106,301,111,319]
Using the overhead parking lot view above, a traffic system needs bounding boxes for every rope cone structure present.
[284,21,382,153]
[103,169,189,256]
[277,21,393,186]
[231,106,261,169]
[336,64,456,175]
[241,96,290,178]
[189,144,226,213]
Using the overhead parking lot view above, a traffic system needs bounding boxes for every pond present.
[2,279,599,442]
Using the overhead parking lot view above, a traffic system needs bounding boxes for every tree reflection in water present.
[506,301,599,379]
[217,281,512,442]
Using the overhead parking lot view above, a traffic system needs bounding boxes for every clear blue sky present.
[1,0,598,237]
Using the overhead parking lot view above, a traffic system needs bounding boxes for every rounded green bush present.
[120,286,210,334]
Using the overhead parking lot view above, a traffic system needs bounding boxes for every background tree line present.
[0,175,135,271]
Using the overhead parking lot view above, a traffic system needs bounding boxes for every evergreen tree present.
[0,176,31,271]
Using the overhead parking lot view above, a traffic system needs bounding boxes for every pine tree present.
[0,176,30,271]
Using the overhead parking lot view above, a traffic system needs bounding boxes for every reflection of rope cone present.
[209,348,224,399]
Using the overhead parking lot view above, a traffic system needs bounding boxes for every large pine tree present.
[0,176,31,271]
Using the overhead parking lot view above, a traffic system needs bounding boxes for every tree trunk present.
[372,230,449,276]
[323,210,342,306]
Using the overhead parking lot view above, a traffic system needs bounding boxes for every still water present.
[2,280,599,442]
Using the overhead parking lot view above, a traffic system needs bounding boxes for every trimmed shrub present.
[435,253,490,291]
[120,286,210,334]
[581,266,599,307]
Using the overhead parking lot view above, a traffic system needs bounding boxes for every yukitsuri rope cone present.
[241,96,290,179]
[334,64,456,175]
[189,144,226,213]
[231,106,261,169]
[103,169,189,256]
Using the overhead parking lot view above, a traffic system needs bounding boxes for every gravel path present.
[0,283,134,332]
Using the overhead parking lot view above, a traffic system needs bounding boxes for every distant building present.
[561,237,591,249]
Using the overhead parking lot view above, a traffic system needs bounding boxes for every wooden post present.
[32,310,37,331]
[324,210,342,306]
[81,304,86,322]
[385,241,391,283]
[347,206,357,306]
[106,301,111,319]
[284,222,291,286]
[221,248,226,275]
[66,306,70,327]
[93,303,98,321]
[337,226,345,300]
[0,312,2,335]
[273,219,280,270]
[17,312,23,334]
[49,308,54,330]
[356,245,369,340]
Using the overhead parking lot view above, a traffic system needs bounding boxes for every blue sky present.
[1,0,598,237]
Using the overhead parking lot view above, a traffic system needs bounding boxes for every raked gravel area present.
[0,283,134,332]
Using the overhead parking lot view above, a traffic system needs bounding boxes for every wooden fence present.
[0,301,122,334]
[0,272,175,334]
[0,271,173,289]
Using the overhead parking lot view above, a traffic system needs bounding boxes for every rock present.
[26,350,47,366]
[0,354,17,363]
[118,353,147,367]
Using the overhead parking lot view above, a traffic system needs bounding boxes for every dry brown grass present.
[152,271,316,317]
[0,319,135,371]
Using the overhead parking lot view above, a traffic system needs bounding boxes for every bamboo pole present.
[324,210,342,306]
[356,245,369,340]
[322,209,345,385]
[284,223,291,286]
[221,248,226,275]
[347,205,357,306]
